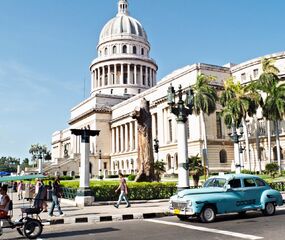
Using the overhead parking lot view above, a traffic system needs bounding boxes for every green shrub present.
[265,162,279,178]
[61,181,177,201]
[107,174,118,179]
[128,174,136,181]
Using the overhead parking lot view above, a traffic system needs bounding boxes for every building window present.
[216,112,223,139]
[104,47,108,55]
[123,73,128,84]
[273,146,283,161]
[219,149,227,163]
[110,89,113,94]
[241,73,246,81]
[124,88,127,94]
[168,119,173,142]
[138,89,141,93]
[141,48,144,55]
[122,45,127,53]
[133,46,137,54]
[113,46,117,54]
[253,69,259,78]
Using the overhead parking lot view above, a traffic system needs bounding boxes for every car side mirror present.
[224,184,232,191]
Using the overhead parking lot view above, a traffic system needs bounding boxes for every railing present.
[62,187,77,200]
[269,182,285,191]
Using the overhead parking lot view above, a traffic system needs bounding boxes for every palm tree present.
[259,57,280,164]
[192,74,218,173]
[188,155,204,187]
[257,59,285,173]
[220,78,261,173]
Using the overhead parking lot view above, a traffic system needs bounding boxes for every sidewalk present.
[10,193,169,225]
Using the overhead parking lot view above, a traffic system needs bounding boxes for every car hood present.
[177,187,225,198]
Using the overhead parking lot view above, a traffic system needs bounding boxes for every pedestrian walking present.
[48,176,64,217]
[17,181,23,200]
[114,173,130,208]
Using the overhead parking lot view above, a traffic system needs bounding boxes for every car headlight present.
[187,200,192,207]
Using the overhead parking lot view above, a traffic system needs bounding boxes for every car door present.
[218,178,244,213]
[240,178,261,210]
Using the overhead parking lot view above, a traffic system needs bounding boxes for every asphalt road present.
[3,208,285,240]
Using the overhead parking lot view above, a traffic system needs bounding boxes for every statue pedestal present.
[75,188,94,207]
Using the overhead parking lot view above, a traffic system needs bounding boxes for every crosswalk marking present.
[144,219,263,240]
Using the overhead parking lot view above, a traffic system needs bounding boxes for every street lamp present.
[167,84,194,190]
[228,123,244,174]
[98,150,102,179]
[153,138,159,161]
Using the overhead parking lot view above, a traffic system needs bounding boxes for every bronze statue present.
[131,98,155,182]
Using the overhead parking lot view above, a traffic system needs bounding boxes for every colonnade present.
[112,121,137,153]
[91,63,156,89]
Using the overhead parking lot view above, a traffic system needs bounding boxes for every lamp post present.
[167,84,194,190]
[98,150,102,179]
[153,138,159,162]
[228,123,244,174]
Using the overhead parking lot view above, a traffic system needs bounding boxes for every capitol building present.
[47,0,285,178]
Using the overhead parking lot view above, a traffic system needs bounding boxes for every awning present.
[0,174,46,183]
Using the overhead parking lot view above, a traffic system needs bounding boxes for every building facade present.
[47,0,285,178]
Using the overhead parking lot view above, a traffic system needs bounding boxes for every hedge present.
[61,181,177,201]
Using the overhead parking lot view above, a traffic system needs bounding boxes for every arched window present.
[167,155,171,170]
[104,47,108,55]
[122,45,127,53]
[141,48,144,55]
[219,149,227,163]
[133,46,137,54]
[112,46,117,54]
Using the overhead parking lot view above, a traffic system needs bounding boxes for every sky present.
[0,0,285,161]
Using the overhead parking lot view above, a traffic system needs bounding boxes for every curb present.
[47,212,169,225]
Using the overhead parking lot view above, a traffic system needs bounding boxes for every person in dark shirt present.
[48,176,64,217]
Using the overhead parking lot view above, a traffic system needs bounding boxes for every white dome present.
[99,15,148,43]
[98,0,148,45]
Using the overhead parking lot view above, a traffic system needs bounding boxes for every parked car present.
[169,173,284,223]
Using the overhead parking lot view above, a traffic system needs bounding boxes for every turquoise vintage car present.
[169,174,284,223]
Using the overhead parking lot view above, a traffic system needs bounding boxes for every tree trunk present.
[275,120,282,174]
[200,112,209,176]
[267,120,272,163]
[242,118,251,172]
[193,175,200,188]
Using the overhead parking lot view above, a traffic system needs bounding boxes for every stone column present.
[115,64,118,84]
[120,125,124,152]
[102,66,105,86]
[128,64,131,84]
[134,65,137,84]
[140,65,143,86]
[130,121,134,151]
[177,121,190,189]
[125,123,129,151]
[116,127,119,153]
[71,129,100,207]
[120,64,124,84]
[108,65,111,85]
[112,128,115,153]
[91,71,94,91]
[146,67,149,86]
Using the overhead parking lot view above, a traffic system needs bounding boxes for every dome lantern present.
[117,0,129,16]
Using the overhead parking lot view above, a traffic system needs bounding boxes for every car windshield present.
[203,178,227,188]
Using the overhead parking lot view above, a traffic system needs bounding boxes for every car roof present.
[208,173,260,181]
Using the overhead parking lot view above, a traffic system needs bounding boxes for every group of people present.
[0,176,64,218]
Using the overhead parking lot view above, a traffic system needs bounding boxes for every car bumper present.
[169,207,195,216]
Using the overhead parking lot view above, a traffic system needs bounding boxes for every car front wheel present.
[262,202,276,216]
[199,206,216,223]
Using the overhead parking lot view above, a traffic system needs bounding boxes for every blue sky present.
[0,0,284,161]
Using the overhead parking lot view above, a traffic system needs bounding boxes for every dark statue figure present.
[131,98,155,182]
